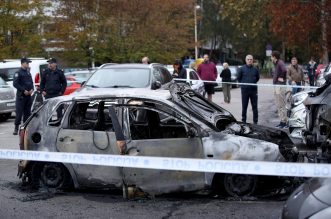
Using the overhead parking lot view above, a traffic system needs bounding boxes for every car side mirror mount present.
[151,81,161,90]
[81,81,86,87]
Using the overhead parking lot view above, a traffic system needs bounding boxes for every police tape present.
[1,149,331,178]
[174,78,319,90]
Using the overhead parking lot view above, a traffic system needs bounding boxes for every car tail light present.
[19,128,26,150]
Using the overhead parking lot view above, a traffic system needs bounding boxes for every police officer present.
[40,58,67,99]
[13,58,34,135]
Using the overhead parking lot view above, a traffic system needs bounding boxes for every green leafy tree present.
[49,0,195,66]
[0,0,46,59]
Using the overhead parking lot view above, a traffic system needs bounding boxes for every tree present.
[199,0,270,62]
[266,0,320,61]
[48,0,195,66]
[0,0,47,59]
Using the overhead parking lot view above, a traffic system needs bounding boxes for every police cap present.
[47,58,57,63]
[21,57,31,64]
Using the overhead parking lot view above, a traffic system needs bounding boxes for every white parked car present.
[166,66,205,95]
[316,64,330,87]
[0,58,48,93]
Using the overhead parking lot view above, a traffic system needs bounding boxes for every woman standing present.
[220,62,231,103]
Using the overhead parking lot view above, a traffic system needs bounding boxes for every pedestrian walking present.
[13,58,34,135]
[172,60,187,79]
[237,54,260,124]
[197,54,217,102]
[271,51,288,128]
[220,62,231,103]
[287,57,305,95]
[40,58,67,99]
[141,56,150,64]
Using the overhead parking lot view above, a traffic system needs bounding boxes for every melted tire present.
[30,162,72,190]
[215,174,257,197]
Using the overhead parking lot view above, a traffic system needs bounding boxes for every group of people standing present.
[168,51,311,129]
[238,51,313,128]
[13,57,67,135]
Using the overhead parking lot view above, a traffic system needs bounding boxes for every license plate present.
[6,102,15,107]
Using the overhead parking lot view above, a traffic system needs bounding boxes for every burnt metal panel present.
[123,138,205,195]
[56,129,122,188]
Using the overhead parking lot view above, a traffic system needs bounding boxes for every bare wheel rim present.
[223,174,257,197]
[41,163,64,188]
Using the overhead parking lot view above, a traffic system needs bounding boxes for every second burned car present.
[18,83,296,197]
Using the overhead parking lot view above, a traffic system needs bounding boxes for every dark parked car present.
[282,177,331,219]
[82,63,173,90]
[18,83,294,198]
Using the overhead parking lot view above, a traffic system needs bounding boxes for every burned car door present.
[122,100,205,195]
[56,100,123,188]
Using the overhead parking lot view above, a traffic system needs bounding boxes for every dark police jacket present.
[237,65,260,91]
[40,68,67,95]
[13,68,34,97]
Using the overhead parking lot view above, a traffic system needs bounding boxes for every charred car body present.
[18,83,295,197]
[302,75,331,163]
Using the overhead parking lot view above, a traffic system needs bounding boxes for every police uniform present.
[13,59,34,134]
[40,58,67,99]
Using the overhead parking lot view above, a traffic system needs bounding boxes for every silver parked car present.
[0,77,15,121]
[82,63,173,91]
[18,83,295,197]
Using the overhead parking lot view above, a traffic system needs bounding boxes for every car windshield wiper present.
[104,85,135,88]
[85,84,100,88]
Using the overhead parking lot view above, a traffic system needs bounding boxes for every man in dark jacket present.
[307,57,317,86]
[13,58,34,135]
[40,58,67,99]
[220,62,232,103]
[197,54,217,102]
[237,54,260,124]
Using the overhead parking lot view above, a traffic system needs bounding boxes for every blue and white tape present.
[1,149,331,178]
[174,78,318,89]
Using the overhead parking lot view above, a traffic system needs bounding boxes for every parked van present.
[0,58,48,89]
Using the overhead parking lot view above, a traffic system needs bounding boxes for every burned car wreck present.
[17,83,296,198]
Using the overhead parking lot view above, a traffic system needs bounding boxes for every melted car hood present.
[169,83,235,125]
[203,132,282,162]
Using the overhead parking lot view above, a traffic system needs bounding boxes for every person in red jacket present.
[197,54,217,102]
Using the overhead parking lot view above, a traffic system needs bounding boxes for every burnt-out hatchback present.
[18,83,295,197]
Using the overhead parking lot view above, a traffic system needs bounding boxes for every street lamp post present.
[194,5,200,60]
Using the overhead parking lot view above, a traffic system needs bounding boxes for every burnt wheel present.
[30,162,72,189]
[220,174,257,197]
